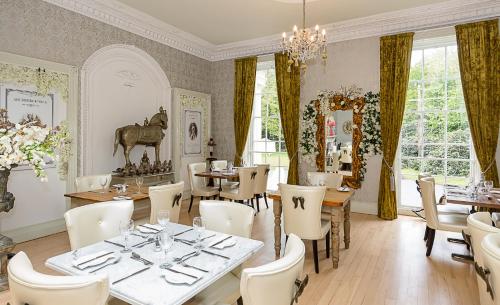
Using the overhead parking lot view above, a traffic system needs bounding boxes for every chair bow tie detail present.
[172,193,182,208]
[292,196,305,210]
[290,274,309,305]
[475,262,494,300]
[251,172,257,180]
[264,168,270,176]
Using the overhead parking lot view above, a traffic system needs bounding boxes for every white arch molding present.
[80,44,172,175]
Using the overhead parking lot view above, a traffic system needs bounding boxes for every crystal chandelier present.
[281,0,327,72]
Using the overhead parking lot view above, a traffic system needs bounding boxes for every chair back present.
[306,172,343,188]
[8,251,109,305]
[468,212,500,305]
[480,233,500,305]
[419,177,439,229]
[416,173,432,196]
[254,164,270,195]
[64,200,133,250]
[199,200,254,238]
[149,181,184,224]
[237,167,258,200]
[188,162,208,192]
[75,174,111,192]
[279,184,326,240]
[212,160,228,171]
[240,234,306,305]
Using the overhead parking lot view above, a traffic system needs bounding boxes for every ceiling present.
[115,0,450,45]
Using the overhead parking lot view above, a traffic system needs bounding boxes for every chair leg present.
[285,234,289,245]
[237,297,243,305]
[426,228,436,256]
[250,198,255,209]
[188,195,194,213]
[326,230,330,259]
[424,226,429,241]
[263,192,269,209]
[256,195,261,213]
[313,240,319,273]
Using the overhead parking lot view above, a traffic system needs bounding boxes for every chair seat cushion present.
[492,213,500,227]
[185,273,240,305]
[193,187,219,197]
[437,204,470,215]
[437,213,468,232]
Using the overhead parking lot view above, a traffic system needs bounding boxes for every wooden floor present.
[0,199,479,305]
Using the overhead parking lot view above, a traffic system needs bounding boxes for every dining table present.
[195,170,239,191]
[268,187,354,269]
[46,222,263,305]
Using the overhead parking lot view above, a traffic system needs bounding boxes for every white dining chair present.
[149,181,184,224]
[306,172,343,188]
[468,212,500,305]
[187,200,255,305]
[279,183,329,273]
[64,200,134,250]
[253,164,270,212]
[220,167,258,208]
[75,174,112,192]
[420,177,468,256]
[8,251,109,305]
[187,162,219,213]
[212,160,239,190]
[478,233,500,305]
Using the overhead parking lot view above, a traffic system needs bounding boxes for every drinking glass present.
[157,210,170,230]
[119,219,134,253]
[227,161,233,172]
[135,176,144,194]
[485,180,494,194]
[193,216,205,252]
[158,231,174,269]
[99,176,108,193]
[210,162,215,172]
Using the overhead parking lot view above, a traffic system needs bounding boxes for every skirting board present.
[2,218,67,244]
[351,200,378,215]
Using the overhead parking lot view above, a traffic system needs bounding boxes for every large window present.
[244,60,289,190]
[398,37,476,208]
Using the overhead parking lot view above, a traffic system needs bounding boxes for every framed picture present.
[183,110,202,155]
[5,88,54,127]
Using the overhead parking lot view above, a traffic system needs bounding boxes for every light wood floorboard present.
[0,199,479,305]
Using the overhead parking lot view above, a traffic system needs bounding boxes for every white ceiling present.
[115,0,450,45]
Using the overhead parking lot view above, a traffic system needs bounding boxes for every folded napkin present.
[73,251,115,269]
[336,186,350,192]
[209,236,236,250]
[162,265,204,285]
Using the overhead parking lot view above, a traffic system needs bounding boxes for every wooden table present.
[446,193,500,209]
[64,186,151,220]
[195,171,239,191]
[268,188,354,269]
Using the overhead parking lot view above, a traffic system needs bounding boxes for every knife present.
[112,267,150,285]
[174,228,193,236]
[76,251,114,267]
[104,240,125,248]
[202,249,230,260]
[140,224,161,232]
[209,236,232,248]
[165,267,199,279]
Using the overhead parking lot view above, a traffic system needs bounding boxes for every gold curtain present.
[456,20,500,186]
[275,53,300,185]
[233,57,258,166]
[377,33,414,220]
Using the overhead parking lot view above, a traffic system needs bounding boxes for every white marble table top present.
[46,223,264,305]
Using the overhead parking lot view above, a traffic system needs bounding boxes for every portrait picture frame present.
[183,109,202,156]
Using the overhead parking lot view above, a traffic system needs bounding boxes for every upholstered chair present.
[211,160,239,190]
[187,162,219,213]
[220,167,258,207]
[279,183,330,273]
[149,181,184,224]
[75,174,112,192]
[240,234,306,305]
[188,200,255,305]
[64,200,134,250]
[253,164,270,212]
[306,172,343,188]
[468,212,500,305]
[420,177,468,256]
[479,233,500,305]
[8,251,109,305]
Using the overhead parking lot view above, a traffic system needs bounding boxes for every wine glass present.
[227,161,233,172]
[485,180,494,194]
[119,219,134,253]
[157,210,170,230]
[158,231,174,269]
[193,216,205,252]
[99,176,108,193]
[210,162,215,172]
[135,176,144,194]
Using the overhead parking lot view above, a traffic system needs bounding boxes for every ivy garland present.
[300,88,381,181]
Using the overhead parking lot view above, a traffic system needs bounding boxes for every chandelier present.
[281,0,327,72]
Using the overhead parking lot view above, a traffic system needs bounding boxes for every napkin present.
[162,265,204,285]
[73,251,115,269]
[209,236,236,249]
[337,186,350,192]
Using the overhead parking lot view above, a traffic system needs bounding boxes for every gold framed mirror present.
[314,95,365,188]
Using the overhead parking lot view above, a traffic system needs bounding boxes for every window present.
[397,37,477,208]
[244,60,289,191]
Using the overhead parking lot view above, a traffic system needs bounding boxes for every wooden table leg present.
[330,207,341,269]
[344,200,351,249]
[273,199,282,259]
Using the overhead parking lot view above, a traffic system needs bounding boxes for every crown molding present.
[43,0,499,62]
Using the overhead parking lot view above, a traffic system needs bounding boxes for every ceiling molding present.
[43,0,499,62]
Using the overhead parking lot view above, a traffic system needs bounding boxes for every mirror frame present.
[314,95,365,189]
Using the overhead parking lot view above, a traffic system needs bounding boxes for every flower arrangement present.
[0,109,71,181]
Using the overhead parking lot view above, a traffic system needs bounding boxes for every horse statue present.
[113,107,168,167]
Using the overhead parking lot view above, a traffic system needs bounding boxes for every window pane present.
[410,50,423,80]
[447,112,469,143]
[406,81,422,102]
[422,159,444,177]
[401,113,420,143]
[447,145,470,159]
[401,159,421,180]
[253,117,262,140]
[401,144,419,158]
[423,47,445,79]
[424,80,445,100]
[423,144,445,158]
[446,46,460,78]
[447,160,470,177]
[252,152,266,164]
[265,117,280,141]
[446,79,464,110]
[423,98,445,111]
[252,141,266,152]
[423,113,445,143]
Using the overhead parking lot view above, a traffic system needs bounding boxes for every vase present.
[0,168,15,214]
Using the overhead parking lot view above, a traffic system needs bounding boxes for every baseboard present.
[350,200,377,215]
[2,218,67,243]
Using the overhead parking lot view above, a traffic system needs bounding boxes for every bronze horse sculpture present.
[113,107,168,167]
